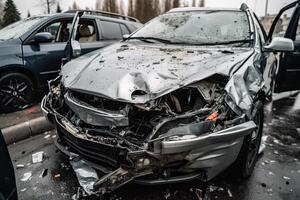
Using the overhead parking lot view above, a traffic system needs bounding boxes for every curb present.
[2,116,54,145]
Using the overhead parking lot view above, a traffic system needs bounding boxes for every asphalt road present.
[8,93,300,200]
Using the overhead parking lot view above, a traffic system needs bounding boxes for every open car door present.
[268,1,300,92]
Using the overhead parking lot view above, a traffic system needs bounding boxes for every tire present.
[230,103,264,179]
[0,72,35,113]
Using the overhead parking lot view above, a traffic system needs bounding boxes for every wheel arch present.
[0,65,40,91]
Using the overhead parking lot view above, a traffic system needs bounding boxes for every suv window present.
[120,24,130,35]
[38,19,98,43]
[101,21,123,40]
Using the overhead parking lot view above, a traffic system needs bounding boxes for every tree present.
[127,0,135,17]
[2,0,20,27]
[38,0,59,14]
[101,0,119,13]
[199,0,205,7]
[27,10,31,18]
[0,0,4,27]
[56,2,62,13]
[72,1,79,10]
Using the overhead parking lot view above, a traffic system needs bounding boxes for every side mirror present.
[33,32,53,44]
[123,34,130,40]
[71,40,81,58]
[264,37,294,52]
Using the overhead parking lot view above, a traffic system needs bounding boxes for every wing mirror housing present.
[71,40,81,58]
[264,37,294,52]
[32,32,53,44]
[123,34,130,40]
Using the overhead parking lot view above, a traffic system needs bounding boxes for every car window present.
[271,8,294,38]
[101,21,123,40]
[39,20,70,43]
[120,24,130,35]
[37,19,98,43]
[76,20,99,43]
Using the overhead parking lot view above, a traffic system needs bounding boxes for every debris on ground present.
[195,188,203,200]
[283,176,291,180]
[44,134,51,139]
[40,168,48,178]
[52,173,61,181]
[16,164,25,169]
[20,188,27,192]
[268,171,274,176]
[259,135,268,154]
[32,151,44,163]
[21,172,32,182]
[227,189,233,198]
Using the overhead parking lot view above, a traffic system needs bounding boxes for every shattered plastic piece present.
[268,171,274,176]
[283,176,291,180]
[195,188,203,200]
[225,65,264,117]
[259,135,268,154]
[32,151,44,163]
[70,158,99,195]
[53,173,61,181]
[227,189,233,197]
[20,188,27,192]
[208,185,218,192]
[44,134,51,139]
[40,168,48,178]
[21,172,32,182]
[16,164,25,169]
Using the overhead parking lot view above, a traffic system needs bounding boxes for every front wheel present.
[0,72,35,113]
[231,103,264,179]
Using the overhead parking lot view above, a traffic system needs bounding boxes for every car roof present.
[37,12,140,26]
[168,7,242,13]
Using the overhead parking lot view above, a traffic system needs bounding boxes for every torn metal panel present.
[65,92,129,127]
[154,121,256,154]
[70,158,99,195]
[225,65,264,117]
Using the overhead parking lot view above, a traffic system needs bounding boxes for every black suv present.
[0,10,142,113]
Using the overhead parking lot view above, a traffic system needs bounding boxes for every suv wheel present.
[0,72,35,113]
[231,103,264,179]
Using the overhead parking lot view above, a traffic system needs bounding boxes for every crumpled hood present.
[61,42,254,103]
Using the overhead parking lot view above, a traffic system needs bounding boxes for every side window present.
[264,7,294,39]
[76,20,99,43]
[39,20,70,43]
[120,24,130,35]
[295,16,300,41]
[100,21,123,40]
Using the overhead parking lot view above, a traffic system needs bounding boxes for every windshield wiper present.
[125,36,173,44]
[206,39,254,45]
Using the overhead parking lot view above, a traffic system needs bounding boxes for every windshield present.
[0,17,47,40]
[130,10,252,45]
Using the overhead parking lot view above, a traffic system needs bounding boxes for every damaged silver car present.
[42,3,297,195]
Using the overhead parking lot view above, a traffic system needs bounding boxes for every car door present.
[22,18,72,86]
[268,1,300,92]
[22,17,104,87]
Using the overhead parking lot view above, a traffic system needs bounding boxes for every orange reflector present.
[206,112,218,122]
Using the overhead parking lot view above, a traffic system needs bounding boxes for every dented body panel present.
[42,6,278,196]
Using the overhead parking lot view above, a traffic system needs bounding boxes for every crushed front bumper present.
[42,94,256,184]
